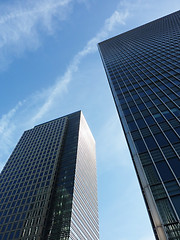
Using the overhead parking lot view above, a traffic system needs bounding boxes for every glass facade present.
[0,111,99,240]
[98,11,180,240]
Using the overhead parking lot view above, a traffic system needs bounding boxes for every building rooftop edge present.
[24,110,82,131]
[98,9,180,46]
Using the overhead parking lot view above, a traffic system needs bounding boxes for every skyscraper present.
[0,111,99,240]
[98,11,180,240]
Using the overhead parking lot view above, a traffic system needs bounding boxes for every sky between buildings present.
[0,0,180,239]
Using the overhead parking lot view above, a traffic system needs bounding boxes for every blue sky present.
[0,0,179,239]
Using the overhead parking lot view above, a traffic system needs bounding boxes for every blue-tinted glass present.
[172,107,180,117]
[155,115,165,123]
[9,232,14,239]
[156,161,174,182]
[145,116,156,126]
[15,230,20,238]
[144,136,158,150]
[139,91,146,97]
[131,106,138,113]
[4,233,8,240]
[171,195,180,218]
[153,87,160,93]
[7,223,11,231]
[146,89,153,95]
[163,111,174,120]
[168,157,180,178]
[156,198,177,224]
[153,99,161,105]
[138,103,146,110]
[175,127,180,136]
[128,121,137,131]
[134,139,147,153]
[165,181,180,196]
[99,10,180,240]
[12,222,17,230]
[164,130,179,144]
[136,119,146,128]
[119,98,126,104]
[169,93,177,100]
[161,96,169,102]
[123,108,131,115]
[154,133,169,147]
[126,96,133,101]
[143,164,160,185]
[146,101,153,107]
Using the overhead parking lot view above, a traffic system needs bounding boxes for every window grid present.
[99,10,180,240]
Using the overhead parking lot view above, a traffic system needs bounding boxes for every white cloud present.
[118,0,180,27]
[0,101,22,135]
[0,4,129,165]
[0,0,73,69]
[0,101,23,162]
[30,8,129,123]
[78,9,129,56]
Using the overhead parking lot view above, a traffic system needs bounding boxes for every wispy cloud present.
[0,101,23,162]
[0,0,73,70]
[0,101,22,136]
[0,4,129,167]
[31,8,129,123]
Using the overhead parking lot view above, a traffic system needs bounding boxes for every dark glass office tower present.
[0,111,99,240]
[99,11,180,240]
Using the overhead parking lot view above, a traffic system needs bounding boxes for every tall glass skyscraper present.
[98,11,180,240]
[0,111,99,240]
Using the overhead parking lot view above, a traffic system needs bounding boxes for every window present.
[136,118,147,128]
[168,157,180,178]
[128,121,137,131]
[131,130,141,140]
[161,96,169,102]
[171,107,180,117]
[163,110,174,120]
[153,87,160,93]
[161,145,176,159]
[144,115,156,126]
[130,106,138,113]
[153,113,165,123]
[15,230,20,238]
[138,103,146,110]
[150,107,159,114]
[154,133,169,147]
[146,101,153,107]
[171,195,180,218]
[150,149,164,162]
[123,108,131,115]
[156,198,177,224]
[139,152,152,165]
[156,161,174,182]
[151,184,167,200]
[164,130,179,144]
[146,89,153,95]
[165,181,180,196]
[153,98,161,105]
[144,136,158,150]
[134,139,147,153]
[175,127,180,136]
[144,164,160,185]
